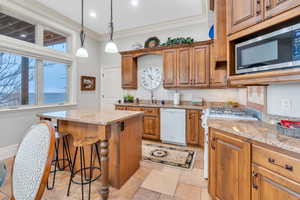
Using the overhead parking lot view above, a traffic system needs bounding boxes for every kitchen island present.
[37,109,144,200]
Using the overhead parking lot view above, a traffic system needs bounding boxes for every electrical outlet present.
[281,99,292,113]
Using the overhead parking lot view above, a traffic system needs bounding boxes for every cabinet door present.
[122,55,137,89]
[209,129,251,200]
[264,0,300,19]
[163,49,177,88]
[192,45,210,88]
[177,48,192,86]
[186,110,200,145]
[252,164,300,200]
[227,0,263,34]
[143,116,160,140]
[214,0,227,62]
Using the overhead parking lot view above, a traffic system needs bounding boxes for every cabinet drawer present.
[115,105,127,110]
[144,107,159,116]
[252,145,300,183]
[126,106,144,111]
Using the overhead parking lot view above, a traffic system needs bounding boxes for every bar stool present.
[67,137,102,200]
[47,131,72,190]
[42,119,73,191]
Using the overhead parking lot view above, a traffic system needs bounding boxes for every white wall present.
[99,22,247,106]
[267,83,300,118]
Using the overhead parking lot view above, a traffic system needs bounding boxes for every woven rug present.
[142,143,195,170]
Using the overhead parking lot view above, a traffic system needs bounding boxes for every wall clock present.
[140,66,162,90]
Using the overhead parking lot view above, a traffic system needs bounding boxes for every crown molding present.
[1,0,102,41]
[100,14,209,41]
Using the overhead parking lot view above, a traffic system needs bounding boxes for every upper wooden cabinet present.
[177,48,191,86]
[214,0,227,61]
[121,55,137,89]
[227,0,263,34]
[209,128,251,200]
[264,0,300,19]
[121,41,214,89]
[191,45,210,88]
[163,49,177,88]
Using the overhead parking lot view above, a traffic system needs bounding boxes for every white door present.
[101,66,122,110]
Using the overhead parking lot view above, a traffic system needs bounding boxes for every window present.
[0,12,35,43]
[44,30,68,52]
[0,11,73,109]
[0,52,36,107]
[43,61,68,104]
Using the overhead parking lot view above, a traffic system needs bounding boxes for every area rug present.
[142,143,195,170]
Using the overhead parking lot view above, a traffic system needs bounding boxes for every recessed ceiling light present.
[131,0,139,7]
[20,34,27,38]
[89,11,97,18]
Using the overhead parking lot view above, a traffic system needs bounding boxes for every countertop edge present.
[115,103,205,110]
[37,111,144,126]
[208,119,300,156]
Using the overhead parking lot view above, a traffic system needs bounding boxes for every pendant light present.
[76,0,88,58]
[105,0,118,53]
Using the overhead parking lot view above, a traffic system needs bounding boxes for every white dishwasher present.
[160,108,186,146]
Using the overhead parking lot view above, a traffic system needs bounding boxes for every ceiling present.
[35,0,204,34]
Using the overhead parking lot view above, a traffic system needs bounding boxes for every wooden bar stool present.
[66,136,102,200]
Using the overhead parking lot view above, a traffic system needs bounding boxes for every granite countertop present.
[37,109,144,126]
[116,103,207,110]
[208,119,300,155]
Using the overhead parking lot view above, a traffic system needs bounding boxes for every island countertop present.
[37,109,144,126]
[208,119,300,155]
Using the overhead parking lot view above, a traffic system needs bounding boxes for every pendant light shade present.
[76,0,88,58]
[105,0,118,54]
[105,41,118,53]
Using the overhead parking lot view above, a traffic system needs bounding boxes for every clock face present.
[140,66,162,90]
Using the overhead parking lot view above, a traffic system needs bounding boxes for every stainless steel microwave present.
[235,23,300,74]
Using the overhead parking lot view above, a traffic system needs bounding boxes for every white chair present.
[11,122,55,200]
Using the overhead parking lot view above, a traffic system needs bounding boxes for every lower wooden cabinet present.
[143,115,160,140]
[186,110,204,147]
[209,127,300,200]
[209,128,251,200]
[252,164,300,200]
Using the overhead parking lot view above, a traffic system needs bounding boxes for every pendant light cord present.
[80,0,86,47]
[110,0,114,41]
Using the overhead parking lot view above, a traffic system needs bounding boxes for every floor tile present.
[133,166,152,180]
[179,169,207,187]
[201,188,212,200]
[159,194,175,200]
[132,188,160,200]
[141,169,180,196]
[175,183,201,200]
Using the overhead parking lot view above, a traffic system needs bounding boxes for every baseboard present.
[0,144,18,161]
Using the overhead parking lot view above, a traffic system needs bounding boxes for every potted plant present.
[123,94,134,103]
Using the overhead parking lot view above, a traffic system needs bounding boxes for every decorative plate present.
[144,37,160,48]
[140,66,162,90]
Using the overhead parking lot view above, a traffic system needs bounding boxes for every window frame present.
[0,7,77,111]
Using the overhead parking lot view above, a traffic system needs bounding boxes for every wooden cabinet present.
[209,128,251,200]
[252,164,300,200]
[264,0,300,19]
[177,48,192,86]
[214,0,227,61]
[191,45,210,88]
[143,108,160,140]
[163,49,177,88]
[227,0,263,34]
[122,55,137,89]
[186,110,204,147]
[210,44,227,88]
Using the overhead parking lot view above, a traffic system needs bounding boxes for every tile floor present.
[0,141,211,200]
